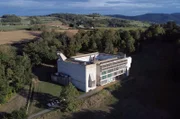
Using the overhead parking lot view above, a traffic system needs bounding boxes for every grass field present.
[0,25,30,31]
[0,29,79,45]
[0,30,41,45]
[28,81,62,115]
[36,81,62,97]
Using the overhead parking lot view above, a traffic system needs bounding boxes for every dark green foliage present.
[29,25,47,31]
[60,83,80,112]
[108,13,180,24]
[1,14,21,25]
[0,46,32,104]
[87,13,101,19]
[144,22,180,42]
[3,108,27,119]
[24,21,180,67]
[28,16,42,25]
[23,30,78,65]
[74,29,139,54]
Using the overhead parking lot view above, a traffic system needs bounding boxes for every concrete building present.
[53,52,132,92]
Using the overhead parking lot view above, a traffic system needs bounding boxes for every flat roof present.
[68,52,126,65]
[71,52,99,58]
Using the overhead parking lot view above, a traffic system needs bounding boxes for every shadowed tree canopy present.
[1,14,21,25]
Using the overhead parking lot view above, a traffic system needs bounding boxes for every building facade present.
[53,52,132,92]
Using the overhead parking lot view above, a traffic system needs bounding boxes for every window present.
[102,71,106,75]
[121,70,124,73]
[108,74,112,77]
[108,69,113,73]
[102,75,106,80]
[114,72,117,76]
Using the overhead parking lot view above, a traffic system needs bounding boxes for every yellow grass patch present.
[0,30,41,45]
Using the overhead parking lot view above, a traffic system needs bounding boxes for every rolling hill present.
[108,13,180,24]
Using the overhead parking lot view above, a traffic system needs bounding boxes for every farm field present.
[0,30,41,45]
[0,29,79,45]
[0,25,30,31]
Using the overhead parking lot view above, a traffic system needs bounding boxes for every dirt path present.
[0,88,29,113]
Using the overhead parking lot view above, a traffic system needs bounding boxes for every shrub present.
[59,83,80,112]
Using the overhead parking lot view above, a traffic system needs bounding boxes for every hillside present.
[46,13,149,28]
[0,14,149,31]
[108,13,180,24]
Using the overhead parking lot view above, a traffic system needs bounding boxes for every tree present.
[0,45,33,104]
[29,16,42,25]
[121,31,135,53]
[1,14,21,25]
[126,36,135,53]
[59,83,80,112]
[3,108,27,119]
[130,30,141,40]
[104,40,114,54]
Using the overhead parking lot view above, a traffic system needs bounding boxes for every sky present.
[0,0,180,16]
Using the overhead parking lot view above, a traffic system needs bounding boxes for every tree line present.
[0,15,22,25]
[23,22,180,66]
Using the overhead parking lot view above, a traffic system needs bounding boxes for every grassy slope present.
[0,86,30,113]
[0,14,150,31]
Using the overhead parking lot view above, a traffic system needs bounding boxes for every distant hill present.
[108,13,180,24]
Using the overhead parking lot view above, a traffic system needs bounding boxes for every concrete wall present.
[57,60,86,91]
[85,64,97,92]
[74,54,99,62]
[57,56,132,92]
[96,64,101,86]
[125,57,132,76]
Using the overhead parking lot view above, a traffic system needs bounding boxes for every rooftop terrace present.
[70,52,126,64]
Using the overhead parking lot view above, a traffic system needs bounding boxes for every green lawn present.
[36,81,62,97]
[0,25,30,31]
[28,81,62,115]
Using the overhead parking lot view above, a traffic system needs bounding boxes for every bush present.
[59,83,81,112]
[3,108,27,119]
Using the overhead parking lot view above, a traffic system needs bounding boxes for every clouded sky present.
[0,0,180,16]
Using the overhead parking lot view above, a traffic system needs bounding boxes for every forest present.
[0,46,33,104]
[24,22,180,65]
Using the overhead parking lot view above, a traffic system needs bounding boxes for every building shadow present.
[32,64,56,82]
[64,110,110,119]
[27,31,41,37]
[18,88,59,109]
[32,92,59,109]
[0,112,10,119]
